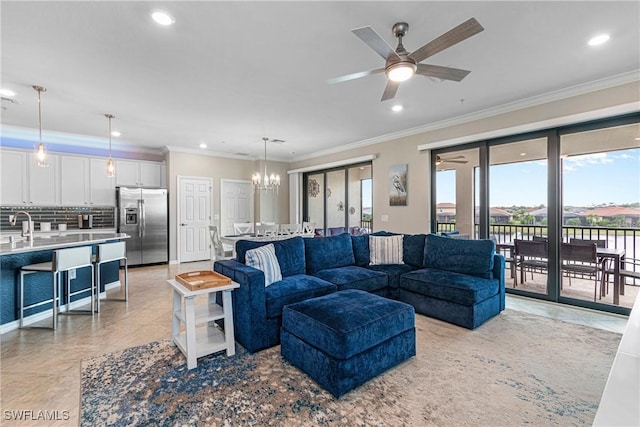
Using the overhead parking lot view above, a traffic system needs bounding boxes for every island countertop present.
[0,232,129,255]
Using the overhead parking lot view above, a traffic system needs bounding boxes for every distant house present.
[526,207,580,225]
[578,206,640,227]
[474,207,512,224]
[436,202,457,223]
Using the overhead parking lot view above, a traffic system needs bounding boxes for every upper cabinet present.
[0,150,59,205]
[0,149,162,207]
[115,160,163,188]
[59,156,116,206]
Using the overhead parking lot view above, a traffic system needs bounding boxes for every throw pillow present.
[245,243,282,286]
[369,235,404,265]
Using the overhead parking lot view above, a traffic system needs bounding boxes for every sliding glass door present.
[304,163,372,236]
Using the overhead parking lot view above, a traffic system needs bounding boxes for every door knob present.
[180,223,187,226]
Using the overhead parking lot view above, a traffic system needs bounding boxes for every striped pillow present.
[369,235,404,265]
[245,243,282,287]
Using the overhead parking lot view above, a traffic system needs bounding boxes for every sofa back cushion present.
[351,234,370,267]
[403,234,426,267]
[423,233,495,278]
[236,236,306,277]
[304,233,355,274]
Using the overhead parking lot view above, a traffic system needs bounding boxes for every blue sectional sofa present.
[214,232,505,353]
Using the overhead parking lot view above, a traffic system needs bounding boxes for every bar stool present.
[94,241,128,313]
[19,246,95,329]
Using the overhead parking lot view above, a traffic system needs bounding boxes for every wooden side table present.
[167,279,239,369]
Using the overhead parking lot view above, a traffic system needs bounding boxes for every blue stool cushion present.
[282,289,414,360]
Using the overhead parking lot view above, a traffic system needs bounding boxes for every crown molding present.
[290,70,640,162]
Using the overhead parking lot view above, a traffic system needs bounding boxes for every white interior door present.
[221,180,253,236]
[178,177,212,262]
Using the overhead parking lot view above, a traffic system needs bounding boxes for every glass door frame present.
[302,161,372,236]
[430,112,639,316]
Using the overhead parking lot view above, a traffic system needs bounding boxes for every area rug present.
[80,309,620,426]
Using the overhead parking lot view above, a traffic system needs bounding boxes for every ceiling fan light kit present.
[330,18,484,101]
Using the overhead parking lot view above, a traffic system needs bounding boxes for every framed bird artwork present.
[389,164,408,206]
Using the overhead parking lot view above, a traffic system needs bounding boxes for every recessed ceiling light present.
[520,152,526,156]
[391,105,403,112]
[588,34,610,46]
[635,137,640,141]
[110,131,121,137]
[0,88,16,97]
[199,143,207,149]
[152,11,175,26]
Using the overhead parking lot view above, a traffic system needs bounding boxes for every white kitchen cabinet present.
[60,156,89,205]
[115,160,163,187]
[90,158,116,205]
[28,153,59,205]
[0,150,27,205]
[1,149,59,206]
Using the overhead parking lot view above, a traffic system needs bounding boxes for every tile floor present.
[0,260,629,426]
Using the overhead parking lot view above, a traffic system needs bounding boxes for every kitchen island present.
[0,232,129,332]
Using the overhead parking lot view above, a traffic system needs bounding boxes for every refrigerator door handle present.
[140,199,146,238]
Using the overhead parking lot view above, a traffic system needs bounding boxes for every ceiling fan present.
[328,18,484,101]
[435,155,468,166]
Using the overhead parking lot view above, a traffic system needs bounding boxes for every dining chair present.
[94,241,128,313]
[233,223,254,234]
[302,222,315,234]
[514,239,548,287]
[19,246,95,329]
[561,242,601,300]
[256,224,279,237]
[209,225,234,259]
[280,224,302,235]
[327,226,345,236]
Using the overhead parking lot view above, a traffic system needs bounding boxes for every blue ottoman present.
[281,289,416,398]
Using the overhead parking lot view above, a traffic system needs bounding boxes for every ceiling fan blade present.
[409,18,484,63]
[444,159,468,164]
[352,26,401,62]
[381,80,399,101]
[327,68,385,84]
[416,64,471,82]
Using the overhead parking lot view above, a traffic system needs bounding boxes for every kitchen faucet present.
[8,211,34,241]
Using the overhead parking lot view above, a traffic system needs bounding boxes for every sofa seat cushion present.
[314,266,388,293]
[366,263,418,289]
[282,289,415,360]
[400,268,500,306]
[265,274,336,319]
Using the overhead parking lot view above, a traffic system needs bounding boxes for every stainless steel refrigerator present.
[116,187,168,266]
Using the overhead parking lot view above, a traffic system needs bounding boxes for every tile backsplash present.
[0,206,116,232]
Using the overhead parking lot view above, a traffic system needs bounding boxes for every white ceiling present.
[1,1,638,162]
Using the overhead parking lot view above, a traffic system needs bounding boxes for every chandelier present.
[33,85,48,167]
[252,137,280,193]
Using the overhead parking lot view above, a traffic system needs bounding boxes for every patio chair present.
[514,239,548,287]
[561,242,601,300]
[570,238,610,295]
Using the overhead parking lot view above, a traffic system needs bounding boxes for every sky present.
[437,148,640,207]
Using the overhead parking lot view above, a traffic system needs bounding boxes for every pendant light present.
[252,137,280,193]
[105,114,116,177]
[33,85,48,167]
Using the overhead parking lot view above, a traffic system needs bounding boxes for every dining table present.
[495,242,627,305]
[221,232,315,257]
